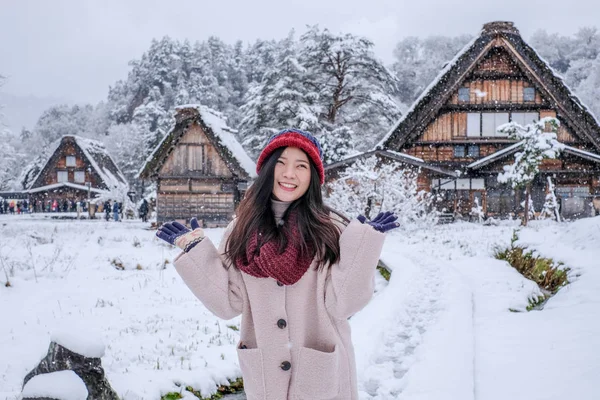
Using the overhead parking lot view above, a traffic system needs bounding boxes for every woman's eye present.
[298,164,307,169]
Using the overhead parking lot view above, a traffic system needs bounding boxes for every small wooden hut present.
[138,105,257,226]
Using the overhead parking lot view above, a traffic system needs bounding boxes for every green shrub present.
[494,229,570,309]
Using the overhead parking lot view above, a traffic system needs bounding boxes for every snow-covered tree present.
[391,34,472,104]
[497,118,564,226]
[574,54,600,119]
[239,31,321,158]
[325,156,437,230]
[301,26,402,153]
[539,176,561,221]
[0,128,22,190]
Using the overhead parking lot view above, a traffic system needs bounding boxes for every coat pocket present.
[296,345,340,399]
[236,346,265,399]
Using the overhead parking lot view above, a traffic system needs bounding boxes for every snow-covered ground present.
[1,214,599,399]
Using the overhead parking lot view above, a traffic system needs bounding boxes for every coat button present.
[280,361,291,371]
[277,281,284,286]
[277,319,287,329]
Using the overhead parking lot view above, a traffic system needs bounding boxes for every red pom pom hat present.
[256,129,325,185]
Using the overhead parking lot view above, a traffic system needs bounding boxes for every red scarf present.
[235,210,314,285]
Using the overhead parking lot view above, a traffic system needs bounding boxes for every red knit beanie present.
[256,129,325,184]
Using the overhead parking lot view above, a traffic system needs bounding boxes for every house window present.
[467,145,480,158]
[467,113,480,137]
[66,156,76,167]
[74,171,85,183]
[482,112,509,136]
[187,144,205,172]
[454,145,466,158]
[57,171,68,182]
[523,87,535,102]
[458,88,470,102]
[511,112,539,126]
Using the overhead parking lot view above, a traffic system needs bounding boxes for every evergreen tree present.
[301,26,402,154]
[239,31,320,158]
[497,118,564,226]
[391,34,472,104]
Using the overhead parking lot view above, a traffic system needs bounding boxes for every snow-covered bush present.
[325,156,437,230]
[497,117,564,226]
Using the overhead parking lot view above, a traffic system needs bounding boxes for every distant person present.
[112,201,119,222]
[139,199,149,223]
[104,200,111,221]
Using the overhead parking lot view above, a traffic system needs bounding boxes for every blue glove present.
[357,211,399,233]
[156,218,201,247]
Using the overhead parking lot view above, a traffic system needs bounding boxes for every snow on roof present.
[74,136,129,193]
[27,135,128,193]
[525,42,600,129]
[28,182,107,194]
[467,141,524,169]
[374,33,481,149]
[22,370,88,400]
[383,149,425,163]
[178,104,257,178]
[468,141,600,170]
[563,144,600,163]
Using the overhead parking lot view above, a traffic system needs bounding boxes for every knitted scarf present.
[235,209,314,285]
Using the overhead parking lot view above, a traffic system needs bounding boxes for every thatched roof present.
[28,135,128,193]
[138,105,256,180]
[377,21,600,152]
[324,149,458,177]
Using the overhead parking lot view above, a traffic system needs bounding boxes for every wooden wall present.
[159,123,233,177]
[418,109,577,146]
[38,139,99,188]
[448,79,543,105]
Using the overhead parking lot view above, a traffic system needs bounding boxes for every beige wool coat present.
[174,216,386,400]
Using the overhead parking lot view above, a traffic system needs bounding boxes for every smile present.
[279,182,297,191]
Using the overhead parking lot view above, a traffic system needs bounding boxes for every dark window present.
[458,88,470,102]
[467,145,480,158]
[523,87,535,102]
[453,145,466,158]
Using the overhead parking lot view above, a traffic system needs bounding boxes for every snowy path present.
[352,237,475,400]
[358,255,444,399]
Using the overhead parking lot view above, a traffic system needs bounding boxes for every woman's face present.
[272,146,311,202]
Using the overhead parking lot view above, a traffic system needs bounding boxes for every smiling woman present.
[272,147,312,202]
[156,128,400,399]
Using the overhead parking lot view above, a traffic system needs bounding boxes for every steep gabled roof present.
[325,149,458,177]
[28,135,128,193]
[467,141,600,170]
[138,105,257,180]
[377,21,600,152]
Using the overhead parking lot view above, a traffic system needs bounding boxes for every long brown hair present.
[225,147,346,270]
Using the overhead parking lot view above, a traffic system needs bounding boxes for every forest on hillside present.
[1,26,599,193]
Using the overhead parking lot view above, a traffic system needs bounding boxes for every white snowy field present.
[0,214,599,400]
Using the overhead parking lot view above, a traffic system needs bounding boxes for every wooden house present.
[372,21,600,220]
[138,105,257,227]
[27,135,129,210]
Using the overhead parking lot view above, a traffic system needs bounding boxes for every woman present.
[156,129,399,399]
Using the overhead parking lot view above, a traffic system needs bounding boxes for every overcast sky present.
[0,0,597,105]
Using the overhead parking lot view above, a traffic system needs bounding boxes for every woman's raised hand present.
[156,218,205,252]
[357,211,400,233]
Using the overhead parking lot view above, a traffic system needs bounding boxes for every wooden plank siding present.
[159,124,233,178]
[449,79,544,106]
[417,107,579,145]
[155,122,244,226]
